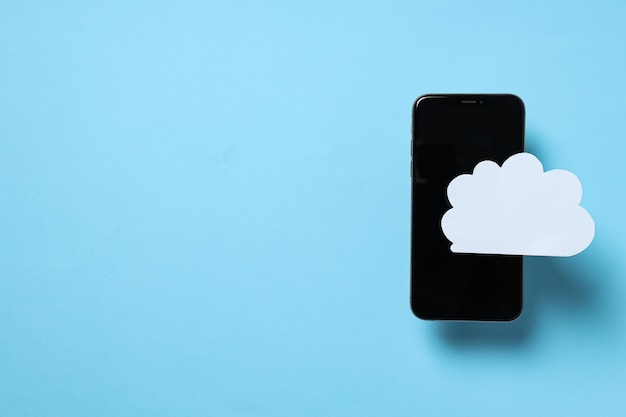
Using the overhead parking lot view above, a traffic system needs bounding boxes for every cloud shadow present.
[433,255,604,349]
[426,128,610,350]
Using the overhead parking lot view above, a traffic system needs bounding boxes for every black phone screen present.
[410,94,524,320]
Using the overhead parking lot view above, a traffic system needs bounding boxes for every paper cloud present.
[441,152,595,257]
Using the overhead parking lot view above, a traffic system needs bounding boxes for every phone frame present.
[410,93,525,321]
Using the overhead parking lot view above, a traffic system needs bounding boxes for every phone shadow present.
[433,255,604,349]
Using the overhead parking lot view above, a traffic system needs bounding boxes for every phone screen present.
[410,94,524,320]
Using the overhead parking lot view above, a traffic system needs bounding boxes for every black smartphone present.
[410,94,525,321]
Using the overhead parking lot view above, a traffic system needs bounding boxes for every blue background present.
[1,1,625,416]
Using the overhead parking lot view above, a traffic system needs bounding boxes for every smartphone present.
[410,94,525,321]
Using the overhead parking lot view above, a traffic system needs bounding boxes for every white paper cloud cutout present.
[441,152,594,257]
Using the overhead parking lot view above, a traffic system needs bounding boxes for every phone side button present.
[410,160,413,177]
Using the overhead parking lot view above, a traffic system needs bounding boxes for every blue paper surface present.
[1,1,625,416]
